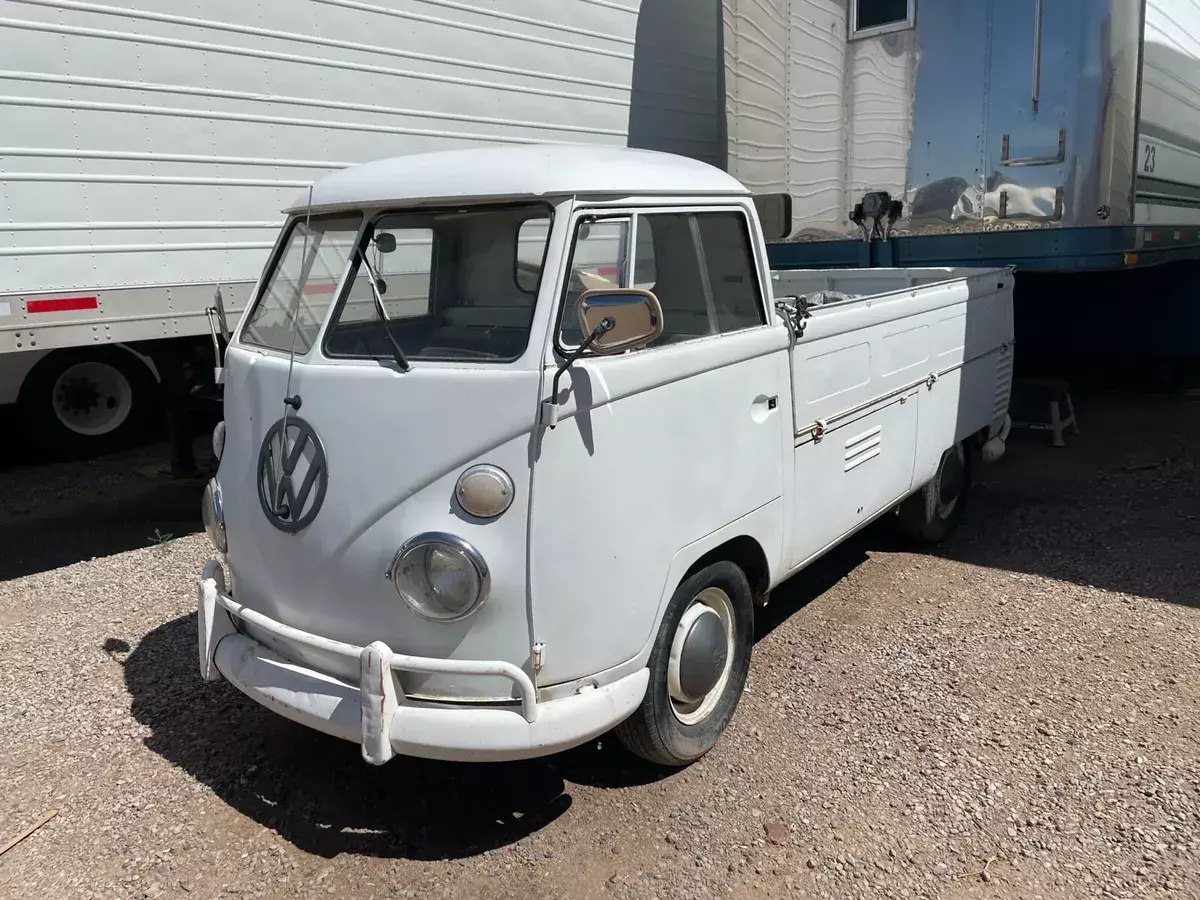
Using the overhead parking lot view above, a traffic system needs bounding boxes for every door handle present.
[768,396,778,410]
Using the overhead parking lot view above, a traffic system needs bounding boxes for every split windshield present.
[241,204,553,363]
[328,203,552,362]
[240,214,362,355]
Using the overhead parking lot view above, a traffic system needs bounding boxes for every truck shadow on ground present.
[116,390,1198,860]
[121,615,578,860]
[0,434,210,580]
[929,390,1200,610]
[116,546,858,861]
[0,476,204,580]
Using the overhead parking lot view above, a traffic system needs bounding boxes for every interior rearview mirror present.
[373,232,397,253]
[577,289,663,355]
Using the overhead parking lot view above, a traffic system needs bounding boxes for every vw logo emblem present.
[257,416,328,533]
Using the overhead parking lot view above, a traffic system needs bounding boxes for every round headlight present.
[212,420,226,461]
[388,533,490,622]
[201,477,227,553]
[455,464,514,519]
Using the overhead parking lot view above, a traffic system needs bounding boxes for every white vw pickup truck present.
[197,144,1014,767]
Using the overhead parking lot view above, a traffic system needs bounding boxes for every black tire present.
[894,440,973,545]
[17,347,159,461]
[615,560,754,767]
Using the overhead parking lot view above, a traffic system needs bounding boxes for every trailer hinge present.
[810,418,828,441]
[532,641,546,673]
[925,371,939,390]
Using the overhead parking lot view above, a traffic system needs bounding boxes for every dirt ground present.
[0,389,1197,900]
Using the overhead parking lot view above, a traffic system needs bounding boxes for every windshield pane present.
[325,204,551,363]
[241,215,362,354]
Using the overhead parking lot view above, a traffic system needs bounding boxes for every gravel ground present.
[1,389,1198,900]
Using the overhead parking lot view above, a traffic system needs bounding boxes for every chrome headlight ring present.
[387,532,490,622]
[212,420,226,461]
[201,477,227,553]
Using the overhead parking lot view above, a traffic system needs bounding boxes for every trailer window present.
[241,215,362,354]
[850,0,914,38]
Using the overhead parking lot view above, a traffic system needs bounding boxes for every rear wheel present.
[895,440,972,545]
[615,561,754,766]
[17,347,158,460]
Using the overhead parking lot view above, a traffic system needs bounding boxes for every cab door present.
[529,203,790,687]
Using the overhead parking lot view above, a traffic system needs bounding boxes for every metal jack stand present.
[1010,378,1080,447]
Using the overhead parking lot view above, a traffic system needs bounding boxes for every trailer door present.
[983,0,1077,225]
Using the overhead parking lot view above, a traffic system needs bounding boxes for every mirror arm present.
[541,316,615,429]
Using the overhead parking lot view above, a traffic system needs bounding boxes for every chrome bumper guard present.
[196,560,539,765]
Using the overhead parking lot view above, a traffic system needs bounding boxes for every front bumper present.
[196,561,648,764]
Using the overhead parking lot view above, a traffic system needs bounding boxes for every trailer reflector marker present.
[26,296,99,314]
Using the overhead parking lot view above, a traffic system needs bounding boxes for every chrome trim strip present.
[794,342,1013,448]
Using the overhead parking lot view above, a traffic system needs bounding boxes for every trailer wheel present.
[18,347,158,460]
[895,440,972,545]
[615,561,754,767]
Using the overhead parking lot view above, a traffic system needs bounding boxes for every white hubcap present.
[51,361,134,436]
[667,587,736,725]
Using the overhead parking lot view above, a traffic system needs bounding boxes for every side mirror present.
[541,289,665,429]
[576,289,663,355]
[752,193,793,241]
[373,232,397,253]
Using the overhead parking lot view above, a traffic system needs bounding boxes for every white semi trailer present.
[4,0,1200,461]
[0,0,663,461]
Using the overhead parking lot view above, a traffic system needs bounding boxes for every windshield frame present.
[319,200,556,366]
[237,212,367,356]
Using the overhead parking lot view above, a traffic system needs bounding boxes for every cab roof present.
[284,144,750,214]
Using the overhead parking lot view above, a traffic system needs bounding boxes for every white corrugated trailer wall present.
[723,0,788,197]
[722,0,915,240]
[0,0,638,349]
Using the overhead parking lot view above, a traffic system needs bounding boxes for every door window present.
[560,218,630,346]
[634,213,714,345]
[634,211,765,346]
[695,212,766,334]
[558,209,765,350]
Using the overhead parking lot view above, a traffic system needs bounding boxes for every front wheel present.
[894,440,972,544]
[615,561,754,766]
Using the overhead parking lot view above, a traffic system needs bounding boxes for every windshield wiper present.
[356,245,411,372]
